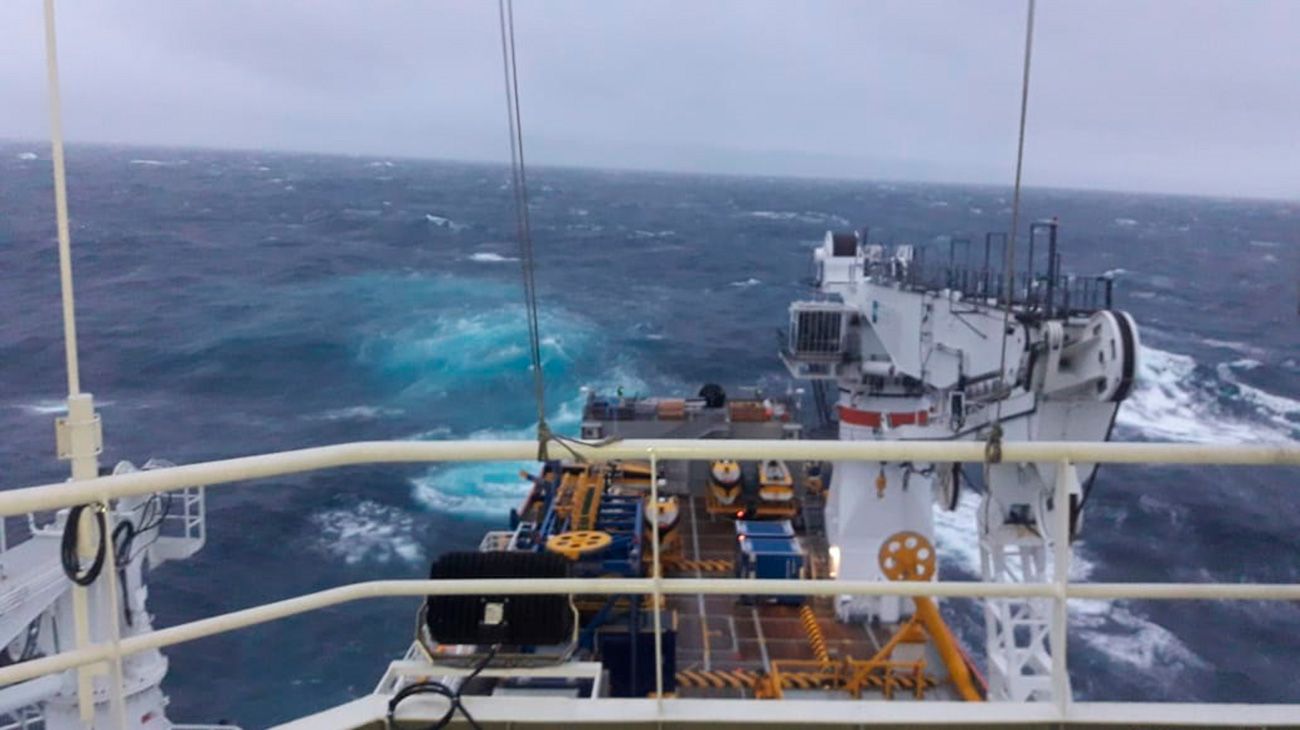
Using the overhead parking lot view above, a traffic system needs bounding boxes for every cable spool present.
[546,530,612,560]
[877,531,936,582]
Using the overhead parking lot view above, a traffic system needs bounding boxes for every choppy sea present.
[0,142,1296,726]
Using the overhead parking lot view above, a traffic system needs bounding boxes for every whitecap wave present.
[408,369,653,517]
[309,405,404,422]
[1198,337,1268,358]
[15,152,37,161]
[358,301,590,398]
[747,210,849,226]
[14,399,114,415]
[1215,360,1300,432]
[1249,240,1281,249]
[1102,268,1128,278]
[1117,345,1298,442]
[468,252,518,263]
[1224,358,1262,371]
[309,501,425,566]
[129,159,187,167]
[16,399,69,415]
[411,463,533,518]
[631,322,666,341]
[425,214,468,232]
[1072,599,1208,671]
[932,490,982,577]
[1114,217,1139,227]
[729,277,761,287]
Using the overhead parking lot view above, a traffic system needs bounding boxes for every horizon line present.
[2,135,1297,206]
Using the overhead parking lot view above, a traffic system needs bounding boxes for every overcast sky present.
[1,1,1297,199]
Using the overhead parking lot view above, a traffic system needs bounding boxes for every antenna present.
[993,0,1037,424]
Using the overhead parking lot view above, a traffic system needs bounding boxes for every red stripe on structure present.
[842,408,932,428]
[838,407,882,427]
[889,410,931,427]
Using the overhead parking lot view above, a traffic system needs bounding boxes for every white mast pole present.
[42,0,81,403]
[41,2,127,728]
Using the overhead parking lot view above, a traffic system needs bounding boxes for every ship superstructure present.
[782,223,1138,701]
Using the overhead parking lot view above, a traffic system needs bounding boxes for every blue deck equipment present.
[734,520,806,605]
[735,520,796,539]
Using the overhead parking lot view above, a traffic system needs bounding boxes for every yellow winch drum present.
[546,530,614,560]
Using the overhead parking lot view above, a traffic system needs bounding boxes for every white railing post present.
[648,449,664,706]
[97,504,129,729]
[1051,459,1074,715]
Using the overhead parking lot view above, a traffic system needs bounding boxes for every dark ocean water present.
[0,142,1297,726]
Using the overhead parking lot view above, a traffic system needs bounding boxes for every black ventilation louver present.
[424,551,573,646]
[831,232,858,257]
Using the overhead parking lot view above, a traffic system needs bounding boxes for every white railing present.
[0,438,1297,727]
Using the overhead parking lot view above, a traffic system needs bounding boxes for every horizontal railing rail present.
[1,439,1297,518]
[1,438,1297,725]
[2,576,1299,689]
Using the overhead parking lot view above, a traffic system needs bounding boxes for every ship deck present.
[657,460,961,702]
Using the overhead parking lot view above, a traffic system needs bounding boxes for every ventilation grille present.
[788,303,849,359]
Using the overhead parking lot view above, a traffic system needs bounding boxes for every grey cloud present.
[0,1,1296,198]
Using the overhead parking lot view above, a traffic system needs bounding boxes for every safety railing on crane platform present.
[860,223,1117,318]
[0,438,1298,727]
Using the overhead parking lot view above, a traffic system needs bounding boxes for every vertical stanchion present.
[98,501,128,729]
[1051,459,1073,716]
[649,449,665,706]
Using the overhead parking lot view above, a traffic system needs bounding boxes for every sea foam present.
[309,500,425,566]
[1118,345,1298,443]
